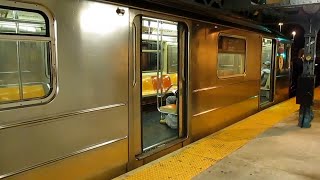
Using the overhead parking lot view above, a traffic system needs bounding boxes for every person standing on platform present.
[290,48,304,97]
[297,49,314,128]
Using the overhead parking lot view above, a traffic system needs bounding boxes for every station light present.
[278,22,283,32]
[292,31,296,40]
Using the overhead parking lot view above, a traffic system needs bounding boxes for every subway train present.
[0,0,292,179]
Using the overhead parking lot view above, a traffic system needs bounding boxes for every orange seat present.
[151,75,172,92]
[159,104,177,114]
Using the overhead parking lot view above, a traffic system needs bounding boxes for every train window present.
[217,35,246,78]
[167,44,178,73]
[0,6,54,108]
[141,41,161,71]
[0,8,47,36]
[141,18,178,72]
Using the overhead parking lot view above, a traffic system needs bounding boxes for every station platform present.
[115,88,320,180]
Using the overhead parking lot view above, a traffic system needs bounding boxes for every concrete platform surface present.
[194,111,320,180]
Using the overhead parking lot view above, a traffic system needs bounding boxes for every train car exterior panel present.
[0,105,128,177]
[6,139,128,180]
[190,21,262,139]
[191,97,258,140]
[274,76,290,103]
[0,0,130,178]
[190,22,214,90]
[192,80,259,115]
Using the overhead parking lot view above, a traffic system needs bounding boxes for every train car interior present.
[0,9,51,104]
[140,17,180,151]
[260,38,274,105]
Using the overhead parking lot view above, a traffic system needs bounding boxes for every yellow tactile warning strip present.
[116,90,320,180]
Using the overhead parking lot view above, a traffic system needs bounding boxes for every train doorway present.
[260,38,275,105]
[130,15,188,157]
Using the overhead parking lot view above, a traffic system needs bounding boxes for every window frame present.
[141,40,161,72]
[217,33,247,79]
[140,17,179,73]
[0,1,56,110]
[167,43,178,74]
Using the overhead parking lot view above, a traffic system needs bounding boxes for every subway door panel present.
[0,1,130,180]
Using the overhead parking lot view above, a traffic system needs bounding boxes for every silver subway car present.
[0,0,291,179]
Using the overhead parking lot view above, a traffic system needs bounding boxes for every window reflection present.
[217,35,246,77]
[0,8,47,35]
[276,43,290,75]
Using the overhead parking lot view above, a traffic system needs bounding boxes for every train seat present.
[0,87,20,102]
[142,75,176,97]
[0,84,45,102]
[23,85,46,99]
[168,73,177,85]
[168,73,178,90]
[151,75,172,92]
[142,77,155,96]
[162,75,172,90]
[159,104,177,114]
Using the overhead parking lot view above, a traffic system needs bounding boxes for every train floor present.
[142,110,177,149]
[260,96,270,104]
[115,88,320,180]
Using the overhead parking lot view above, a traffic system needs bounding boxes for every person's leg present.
[161,96,177,124]
[299,105,312,128]
[166,96,177,105]
[302,106,312,128]
[298,105,304,127]
[165,114,178,129]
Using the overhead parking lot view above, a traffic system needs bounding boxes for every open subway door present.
[259,37,291,107]
[260,38,276,106]
[129,13,188,168]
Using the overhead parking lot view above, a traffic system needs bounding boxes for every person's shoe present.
[302,123,311,128]
[160,119,166,124]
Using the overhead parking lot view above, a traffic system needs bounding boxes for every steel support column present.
[297,17,320,128]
